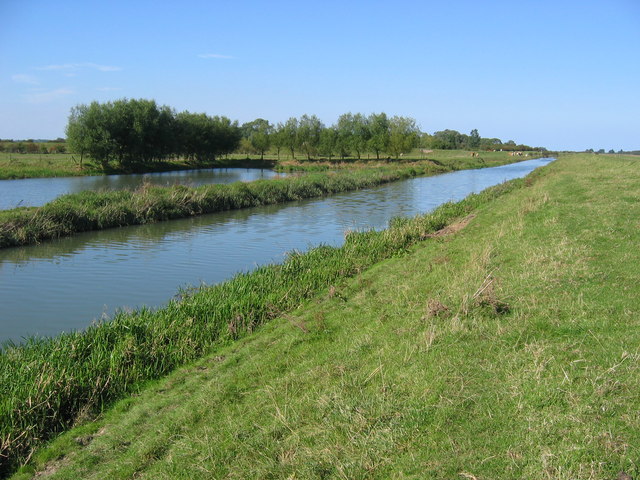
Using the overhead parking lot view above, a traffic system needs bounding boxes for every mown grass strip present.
[0,158,499,249]
[0,167,544,476]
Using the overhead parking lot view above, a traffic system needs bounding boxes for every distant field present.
[0,153,91,179]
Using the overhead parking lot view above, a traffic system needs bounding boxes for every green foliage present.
[336,112,369,160]
[318,126,338,159]
[368,112,390,159]
[241,118,273,159]
[297,114,324,160]
[281,117,299,159]
[65,100,240,170]
[388,115,419,158]
[175,111,241,163]
[469,128,481,148]
[65,99,177,169]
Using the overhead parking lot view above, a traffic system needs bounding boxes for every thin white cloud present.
[35,63,122,72]
[24,88,75,104]
[12,74,39,85]
[198,53,234,59]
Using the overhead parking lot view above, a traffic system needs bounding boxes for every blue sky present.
[1,0,639,151]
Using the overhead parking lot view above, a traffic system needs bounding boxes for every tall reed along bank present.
[0,156,512,249]
[0,162,543,475]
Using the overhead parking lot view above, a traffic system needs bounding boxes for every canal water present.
[0,158,553,344]
[0,168,284,210]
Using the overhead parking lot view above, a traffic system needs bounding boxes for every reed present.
[0,175,530,475]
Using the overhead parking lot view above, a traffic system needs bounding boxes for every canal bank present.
[1,164,550,474]
[0,159,553,344]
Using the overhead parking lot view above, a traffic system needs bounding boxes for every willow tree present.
[388,116,419,159]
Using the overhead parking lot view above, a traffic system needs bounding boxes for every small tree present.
[318,127,337,160]
[368,112,389,160]
[469,129,481,149]
[388,116,419,159]
[242,118,273,160]
[282,117,299,159]
[271,123,287,160]
[297,114,324,160]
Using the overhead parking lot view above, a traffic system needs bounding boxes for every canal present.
[0,158,553,344]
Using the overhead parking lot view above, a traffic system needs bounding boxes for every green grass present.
[0,153,95,179]
[0,158,489,248]
[0,170,526,477]
[7,153,640,479]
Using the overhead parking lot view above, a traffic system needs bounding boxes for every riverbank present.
[273,149,545,172]
[6,153,640,479]
[0,156,508,249]
[0,163,535,476]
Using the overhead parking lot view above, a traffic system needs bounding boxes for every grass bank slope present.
[12,154,640,479]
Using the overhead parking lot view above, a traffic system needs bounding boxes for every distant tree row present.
[420,129,545,152]
[239,113,420,160]
[65,99,241,169]
[63,98,550,169]
[585,148,635,155]
[0,140,66,154]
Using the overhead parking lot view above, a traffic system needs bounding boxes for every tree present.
[335,114,353,160]
[469,129,481,149]
[336,113,369,159]
[271,123,287,160]
[242,118,273,160]
[175,112,241,163]
[367,112,390,160]
[388,116,419,159]
[318,126,338,159]
[66,99,177,169]
[297,114,324,160]
[65,104,92,169]
[282,117,299,159]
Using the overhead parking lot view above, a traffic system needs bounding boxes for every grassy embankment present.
[273,149,543,172]
[0,161,533,476]
[0,153,518,249]
[6,153,640,479]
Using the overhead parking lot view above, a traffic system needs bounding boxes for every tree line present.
[65,99,241,169]
[0,140,66,154]
[64,98,545,170]
[240,113,420,161]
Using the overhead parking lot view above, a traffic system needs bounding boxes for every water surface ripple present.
[0,158,553,343]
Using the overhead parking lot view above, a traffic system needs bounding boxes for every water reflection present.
[0,159,553,343]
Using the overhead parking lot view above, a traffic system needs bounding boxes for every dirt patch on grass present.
[423,214,476,239]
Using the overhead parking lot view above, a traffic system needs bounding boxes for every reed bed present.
[0,162,455,249]
[0,174,534,475]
